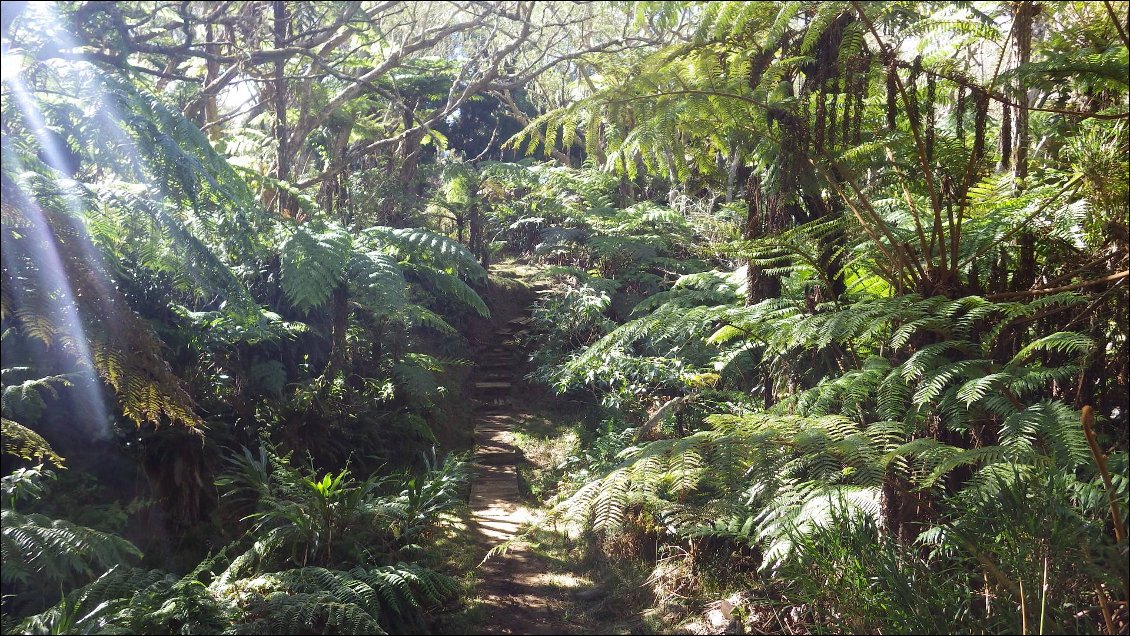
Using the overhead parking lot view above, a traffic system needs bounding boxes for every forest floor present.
[459,267,594,634]
[436,263,694,635]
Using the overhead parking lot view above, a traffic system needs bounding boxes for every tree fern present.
[390,360,440,405]
[230,564,455,634]
[1,370,75,427]
[1,509,142,588]
[364,226,487,283]
[1,418,65,468]
[15,566,172,635]
[349,250,408,318]
[2,165,202,428]
[281,224,352,313]
[400,305,459,335]
[402,262,489,318]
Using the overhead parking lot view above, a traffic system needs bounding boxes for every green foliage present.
[16,564,227,636]
[281,225,352,313]
[231,564,456,635]
[0,509,142,589]
[0,465,57,510]
[15,558,458,635]
[2,1,1127,634]
[216,446,469,571]
[364,226,487,284]
[4,450,466,635]
[1,419,64,468]
[549,286,1108,567]
[403,262,489,318]
[515,4,1128,625]
[780,509,981,634]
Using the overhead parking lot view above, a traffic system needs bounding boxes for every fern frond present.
[1,417,65,467]
[281,225,352,312]
[1,510,142,588]
[403,262,489,318]
[364,227,486,282]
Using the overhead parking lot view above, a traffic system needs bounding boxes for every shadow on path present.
[467,288,584,635]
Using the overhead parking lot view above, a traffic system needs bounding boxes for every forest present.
[0,1,1127,634]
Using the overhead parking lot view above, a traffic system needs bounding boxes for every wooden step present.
[474,463,517,477]
[475,448,519,463]
[475,432,511,441]
[475,456,517,466]
[470,489,519,504]
[470,467,519,493]
[471,490,519,505]
[474,381,512,390]
[480,355,512,361]
[475,432,514,444]
[475,437,516,449]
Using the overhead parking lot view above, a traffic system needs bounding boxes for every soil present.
[464,273,586,635]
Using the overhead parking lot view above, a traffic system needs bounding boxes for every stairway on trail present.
[467,282,574,635]
[469,291,542,514]
[470,334,523,515]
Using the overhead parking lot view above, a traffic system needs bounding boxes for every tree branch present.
[986,271,1127,300]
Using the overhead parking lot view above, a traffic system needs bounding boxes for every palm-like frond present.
[1,509,142,588]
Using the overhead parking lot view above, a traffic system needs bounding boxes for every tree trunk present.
[377,101,426,226]
[998,99,1012,171]
[743,174,784,304]
[880,473,922,544]
[468,203,489,270]
[325,284,350,378]
[1012,1,1035,185]
[272,0,295,217]
[202,20,221,140]
[818,197,847,299]
[744,173,785,408]
[1010,1,1036,290]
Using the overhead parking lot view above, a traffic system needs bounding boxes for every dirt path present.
[466,289,583,635]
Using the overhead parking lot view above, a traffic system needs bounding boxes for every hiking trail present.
[465,279,583,635]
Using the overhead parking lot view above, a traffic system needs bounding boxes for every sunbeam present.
[3,68,112,441]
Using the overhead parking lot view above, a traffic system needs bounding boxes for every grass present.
[425,505,491,634]
[511,413,582,501]
[515,520,655,635]
[488,259,544,282]
[507,407,776,634]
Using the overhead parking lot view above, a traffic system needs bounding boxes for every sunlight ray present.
[2,29,111,441]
